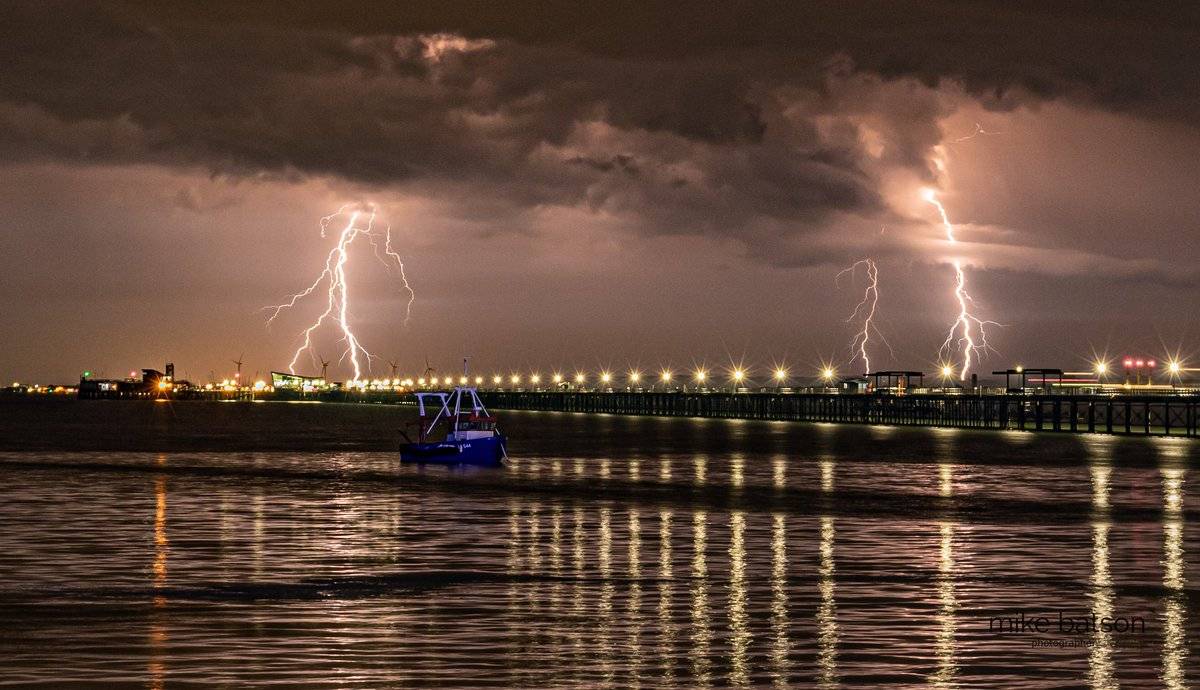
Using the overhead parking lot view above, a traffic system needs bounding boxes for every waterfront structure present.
[270,371,328,392]
[77,366,175,399]
[474,390,1200,437]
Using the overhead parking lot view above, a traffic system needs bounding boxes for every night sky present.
[3,1,1200,383]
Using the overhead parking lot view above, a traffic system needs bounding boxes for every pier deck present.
[474,391,1200,437]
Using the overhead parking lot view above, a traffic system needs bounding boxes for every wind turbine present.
[318,355,330,382]
[388,358,400,380]
[232,353,244,385]
[422,356,436,381]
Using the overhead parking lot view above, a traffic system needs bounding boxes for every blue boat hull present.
[400,435,506,466]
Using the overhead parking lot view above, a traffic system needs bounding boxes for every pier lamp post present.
[628,370,641,391]
[1168,360,1182,387]
[510,374,520,391]
[660,370,672,392]
[530,373,541,390]
[574,372,585,391]
[492,374,502,390]
[773,368,787,391]
[732,369,745,393]
[694,370,706,391]
[821,367,835,389]
[939,365,956,390]
[1094,361,1108,379]
[600,372,612,390]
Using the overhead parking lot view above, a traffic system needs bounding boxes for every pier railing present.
[475,391,1200,437]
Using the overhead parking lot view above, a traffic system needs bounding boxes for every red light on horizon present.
[1135,360,1145,367]
[1123,358,1134,367]
[1148,359,1157,367]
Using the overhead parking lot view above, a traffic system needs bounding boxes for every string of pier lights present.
[379,365,846,392]
[338,354,1193,392]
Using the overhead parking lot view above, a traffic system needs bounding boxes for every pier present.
[475,391,1200,437]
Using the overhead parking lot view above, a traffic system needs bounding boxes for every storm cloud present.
[8,2,1195,251]
[2,1,1198,380]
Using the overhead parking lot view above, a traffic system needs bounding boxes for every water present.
[0,401,1196,687]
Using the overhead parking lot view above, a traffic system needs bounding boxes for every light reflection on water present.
[929,521,958,689]
[816,515,838,689]
[0,414,1198,687]
[149,468,168,690]
[770,512,790,689]
[690,509,711,688]
[1089,520,1116,690]
[1160,441,1189,690]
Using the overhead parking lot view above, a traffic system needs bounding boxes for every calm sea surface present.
[0,400,1196,688]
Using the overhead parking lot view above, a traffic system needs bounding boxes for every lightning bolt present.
[923,189,998,380]
[950,122,999,144]
[837,258,892,374]
[264,204,416,380]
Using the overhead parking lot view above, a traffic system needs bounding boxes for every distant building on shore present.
[271,371,329,392]
[77,363,180,399]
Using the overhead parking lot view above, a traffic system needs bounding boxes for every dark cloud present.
[0,0,989,265]
[105,1,1200,116]
[3,1,1200,382]
[3,2,1197,229]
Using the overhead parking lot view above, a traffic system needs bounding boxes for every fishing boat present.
[400,385,507,466]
